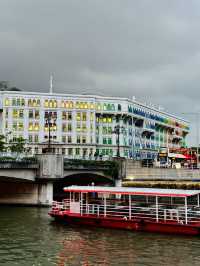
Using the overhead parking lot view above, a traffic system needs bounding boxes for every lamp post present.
[45,112,56,153]
[112,125,125,158]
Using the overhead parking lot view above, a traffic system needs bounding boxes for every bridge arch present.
[53,172,114,200]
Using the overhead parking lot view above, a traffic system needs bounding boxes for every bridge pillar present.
[38,182,53,206]
[37,154,64,179]
[115,179,122,187]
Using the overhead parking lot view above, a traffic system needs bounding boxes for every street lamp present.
[45,112,56,153]
[112,125,125,158]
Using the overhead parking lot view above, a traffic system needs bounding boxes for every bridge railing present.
[0,156,39,169]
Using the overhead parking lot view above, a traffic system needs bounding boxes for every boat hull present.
[49,212,200,236]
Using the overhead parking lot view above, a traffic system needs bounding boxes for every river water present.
[0,207,200,266]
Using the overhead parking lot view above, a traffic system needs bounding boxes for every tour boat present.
[49,186,200,235]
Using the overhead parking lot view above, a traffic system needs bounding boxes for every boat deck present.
[50,200,200,226]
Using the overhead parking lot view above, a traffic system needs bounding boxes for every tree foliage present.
[0,81,21,91]
[0,134,7,152]
[9,137,26,154]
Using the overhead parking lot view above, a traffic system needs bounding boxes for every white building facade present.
[0,91,189,159]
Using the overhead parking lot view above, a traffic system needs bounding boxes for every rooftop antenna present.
[49,75,53,94]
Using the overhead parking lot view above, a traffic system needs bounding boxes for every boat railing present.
[51,200,200,224]
[51,200,70,211]
[80,203,200,224]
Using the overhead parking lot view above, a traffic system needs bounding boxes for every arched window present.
[44,100,48,107]
[49,100,53,108]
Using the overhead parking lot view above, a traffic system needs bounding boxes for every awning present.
[168,153,186,159]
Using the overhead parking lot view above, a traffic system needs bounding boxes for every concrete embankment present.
[124,160,200,189]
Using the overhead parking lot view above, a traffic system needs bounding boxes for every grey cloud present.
[0,0,200,144]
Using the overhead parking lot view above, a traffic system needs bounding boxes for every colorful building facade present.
[0,91,190,159]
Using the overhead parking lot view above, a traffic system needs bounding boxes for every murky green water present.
[0,207,200,265]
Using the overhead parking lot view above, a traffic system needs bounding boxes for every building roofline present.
[0,90,189,123]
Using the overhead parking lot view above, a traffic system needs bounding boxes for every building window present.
[107,117,112,123]
[83,148,87,156]
[102,127,107,134]
[67,135,72,143]
[103,138,107,144]
[69,101,73,108]
[76,112,81,121]
[103,117,107,123]
[13,122,17,130]
[82,136,86,144]
[35,135,39,142]
[35,110,40,119]
[12,109,18,118]
[96,103,101,111]
[12,99,16,106]
[5,109,8,118]
[18,122,24,131]
[90,113,94,121]
[28,135,33,142]
[77,135,81,144]
[77,123,81,132]
[108,127,112,134]
[62,136,66,143]
[34,122,39,131]
[90,136,93,143]
[17,99,21,106]
[68,112,72,120]
[108,138,112,145]
[62,111,67,120]
[28,99,40,107]
[75,148,80,155]
[19,109,23,118]
[29,110,33,119]
[118,104,121,111]
[29,122,33,131]
[82,123,87,132]
[44,100,48,107]
[68,148,73,156]
[4,98,10,106]
[68,123,72,132]
[82,112,87,121]
[90,103,94,109]
[62,123,67,132]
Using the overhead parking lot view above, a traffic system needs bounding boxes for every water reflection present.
[0,207,200,265]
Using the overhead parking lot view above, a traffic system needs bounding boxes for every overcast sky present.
[0,0,200,145]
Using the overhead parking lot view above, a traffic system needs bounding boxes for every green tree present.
[9,137,26,154]
[0,81,21,91]
[0,81,9,91]
[0,134,7,152]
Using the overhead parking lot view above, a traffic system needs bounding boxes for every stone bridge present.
[0,155,123,206]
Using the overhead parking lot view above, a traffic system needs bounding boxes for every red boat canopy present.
[63,186,200,198]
